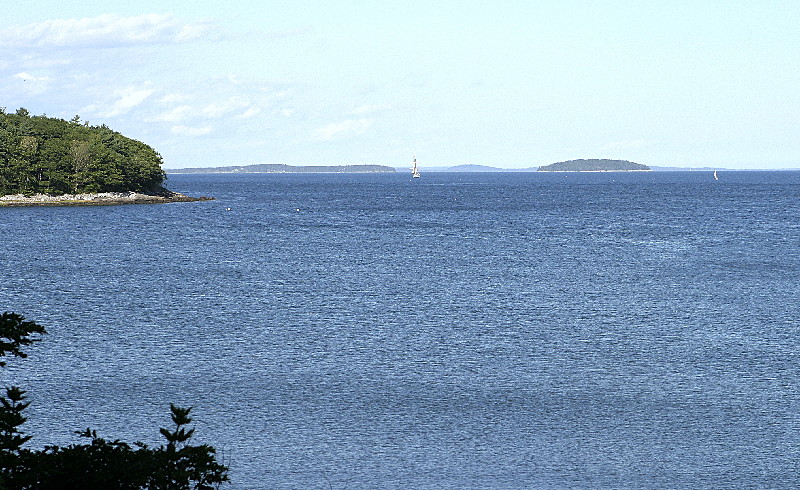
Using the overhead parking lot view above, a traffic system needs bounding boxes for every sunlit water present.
[2,171,800,488]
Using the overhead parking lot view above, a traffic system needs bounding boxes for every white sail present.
[411,154,421,178]
[714,170,718,180]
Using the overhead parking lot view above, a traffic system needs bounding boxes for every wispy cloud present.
[314,118,373,141]
[236,106,262,119]
[10,71,52,96]
[159,93,191,104]
[142,80,285,135]
[151,105,193,123]
[14,72,50,82]
[171,125,213,136]
[201,96,251,118]
[0,14,212,48]
[82,84,155,118]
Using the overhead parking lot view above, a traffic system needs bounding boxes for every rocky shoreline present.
[0,190,213,207]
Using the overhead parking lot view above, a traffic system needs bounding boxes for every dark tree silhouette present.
[0,312,229,489]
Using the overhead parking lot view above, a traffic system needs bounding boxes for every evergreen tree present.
[0,312,229,489]
[0,110,166,196]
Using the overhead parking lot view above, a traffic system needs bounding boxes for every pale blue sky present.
[2,1,799,169]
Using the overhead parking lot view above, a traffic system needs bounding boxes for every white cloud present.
[10,71,52,96]
[171,125,213,136]
[159,93,191,104]
[174,23,210,42]
[0,14,212,48]
[314,118,373,141]
[104,86,155,117]
[82,85,155,118]
[235,106,262,119]
[202,97,250,118]
[152,105,193,123]
[202,103,231,118]
[14,72,50,82]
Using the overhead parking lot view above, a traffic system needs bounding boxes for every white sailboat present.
[714,170,719,180]
[411,154,421,178]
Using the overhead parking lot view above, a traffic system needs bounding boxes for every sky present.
[2,1,799,169]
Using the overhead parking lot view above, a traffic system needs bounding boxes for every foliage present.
[0,312,229,489]
[0,110,166,196]
[0,313,46,368]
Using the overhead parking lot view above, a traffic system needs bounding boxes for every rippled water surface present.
[2,171,800,488]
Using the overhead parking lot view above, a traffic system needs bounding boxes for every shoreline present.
[0,191,213,207]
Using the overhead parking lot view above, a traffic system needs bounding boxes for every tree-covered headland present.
[0,108,166,196]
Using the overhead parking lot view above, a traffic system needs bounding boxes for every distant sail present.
[714,170,718,180]
[411,154,421,178]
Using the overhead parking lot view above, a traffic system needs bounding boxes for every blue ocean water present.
[2,170,800,488]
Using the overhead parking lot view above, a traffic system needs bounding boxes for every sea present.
[2,170,800,489]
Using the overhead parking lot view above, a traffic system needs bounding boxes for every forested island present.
[0,108,204,205]
[168,163,396,173]
[537,159,650,172]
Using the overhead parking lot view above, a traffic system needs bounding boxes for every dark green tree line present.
[0,312,229,489]
[0,108,166,196]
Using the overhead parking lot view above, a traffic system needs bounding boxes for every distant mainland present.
[164,159,796,175]
[166,159,650,174]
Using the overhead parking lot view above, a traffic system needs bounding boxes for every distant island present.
[0,108,207,206]
[168,164,396,174]
[537,159,650,172]
[395,160,660,172]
